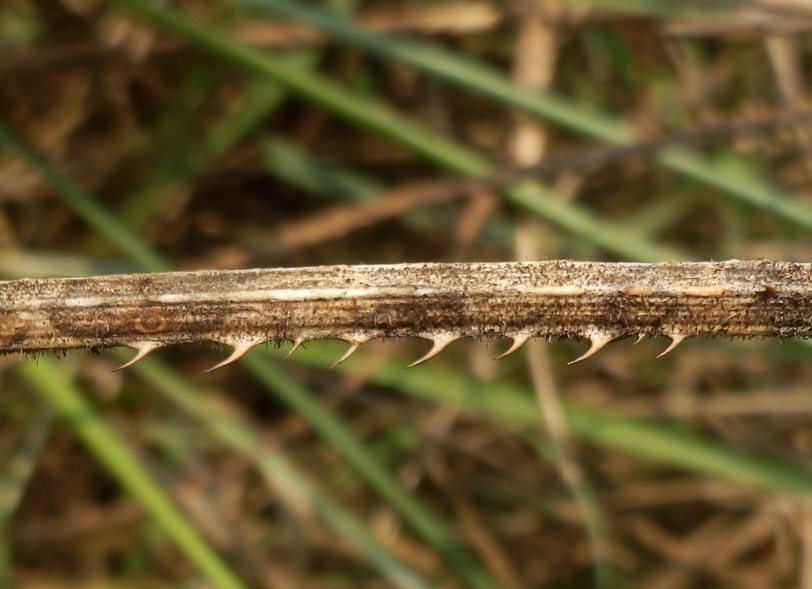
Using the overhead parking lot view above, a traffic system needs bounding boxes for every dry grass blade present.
[1,259,809,369]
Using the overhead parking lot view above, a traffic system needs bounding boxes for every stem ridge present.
[1,260,809,368]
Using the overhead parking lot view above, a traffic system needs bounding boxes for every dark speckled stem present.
[0,260,809,368]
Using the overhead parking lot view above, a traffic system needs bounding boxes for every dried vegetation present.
[5,1,812,588]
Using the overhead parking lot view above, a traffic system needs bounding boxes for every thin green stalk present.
[564,0,733,18]
[126,354,435,589]
[0,120,168,272]
[0,406,53,531]
[117,0,366,228]
[255,135,513,247]
[0,403,54,589]
[114,65,219,227]
[268,341,812,497]
[240,353,499,589]
[102,0,685,261]
[0,250,137,279]
[16,357,249,589]
[235,0,812,232]
[116,58,317,228]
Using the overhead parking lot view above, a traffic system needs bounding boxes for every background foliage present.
[4,0,812,587]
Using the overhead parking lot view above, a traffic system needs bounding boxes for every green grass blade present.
[103,0,684,260]
[0,250,137,279]
[239,353,500,589]
[268,342,812,497]
[256,135,515,247]
[0,119,169,273]
[237,0,812,232]
[125,354,437,589]
[0,406,53,531]
[564,0,733,18]
[232,0,631,144]
[0,402,54,589]
[116,58,318,228]
[16,357,250,589]
[257,135,381,203]
[505,181,687,261]
[114,65,219,227]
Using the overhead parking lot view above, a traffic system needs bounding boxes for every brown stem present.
[1,260,809,369]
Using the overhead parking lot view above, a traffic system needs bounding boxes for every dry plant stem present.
[1,259,810,370]
[269,179,465,254]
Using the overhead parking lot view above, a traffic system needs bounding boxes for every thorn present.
[330,339,366,368]
[408,333,459,368]
[206,340,261,373]
[568,331,614,365]
[494,332,531,360]
[285,338,305,359]
[114,341,163,371]
[633,334,645,346]
[656,333,686,358]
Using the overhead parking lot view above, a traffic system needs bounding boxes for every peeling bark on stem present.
[1,260,810,369]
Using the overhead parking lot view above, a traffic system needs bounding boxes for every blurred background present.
[5,0,812,587]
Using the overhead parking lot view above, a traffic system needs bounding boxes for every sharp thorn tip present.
[494,332,531,360]
[285,339,306,359]
[656,333,686,358]
[633,334,645,346]
[568,332,613,365]
[205,340,260,373]
[330,340,364,368]
[408,334,459,368]
[114,341,163,371]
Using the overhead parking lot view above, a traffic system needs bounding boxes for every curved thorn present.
[330,340,365,368]
[114,341,163,371]
[568,332,613,365]
[285,338,306,359]
[657,333,686,358]
[408,333,459,368]
[494,332,531,360]
[206,340,261,373]
[633,334,645,346]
